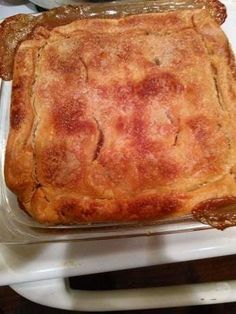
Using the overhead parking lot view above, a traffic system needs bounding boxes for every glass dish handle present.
[11,277,236,311]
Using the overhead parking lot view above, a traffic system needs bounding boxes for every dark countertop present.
[1,254,236,313]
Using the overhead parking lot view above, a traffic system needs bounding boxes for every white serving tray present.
[0,227,235,286]
[7,227,236,311]
[11,278,236,311]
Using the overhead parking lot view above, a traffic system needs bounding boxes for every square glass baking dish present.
[0,0,235,244]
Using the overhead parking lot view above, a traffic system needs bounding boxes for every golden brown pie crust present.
[0,1,227,81]
[5,9,236,225]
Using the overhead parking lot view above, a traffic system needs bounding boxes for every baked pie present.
[4,7,236,227]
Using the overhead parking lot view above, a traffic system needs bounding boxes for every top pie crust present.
[5,9,236,224]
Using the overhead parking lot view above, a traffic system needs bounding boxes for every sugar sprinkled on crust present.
[5,9,236,226]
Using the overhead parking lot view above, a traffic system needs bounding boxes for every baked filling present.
[4,8,236,227]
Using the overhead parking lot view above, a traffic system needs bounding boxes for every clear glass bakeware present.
[0,0,234,244]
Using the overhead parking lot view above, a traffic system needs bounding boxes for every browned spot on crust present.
[39,144,83,187]
[115,116,129,133]
[40,144,67,184]
[126,196,182,219]
[52,99,96,136]
[187,115,225,174]
[187,115,211,143]
[112,72,184,112]
[46,45,87,81]
[116,84,134,105]
[50,55,77,74]
[59,201,84,219]
[11,81,26,129]
[136,154,180,186]
[57,195,183,222]
[131,117,147,137]
[99,151,131,184]
[157,157,181,180]
[11,102,25,130]
[136,73,184,99]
